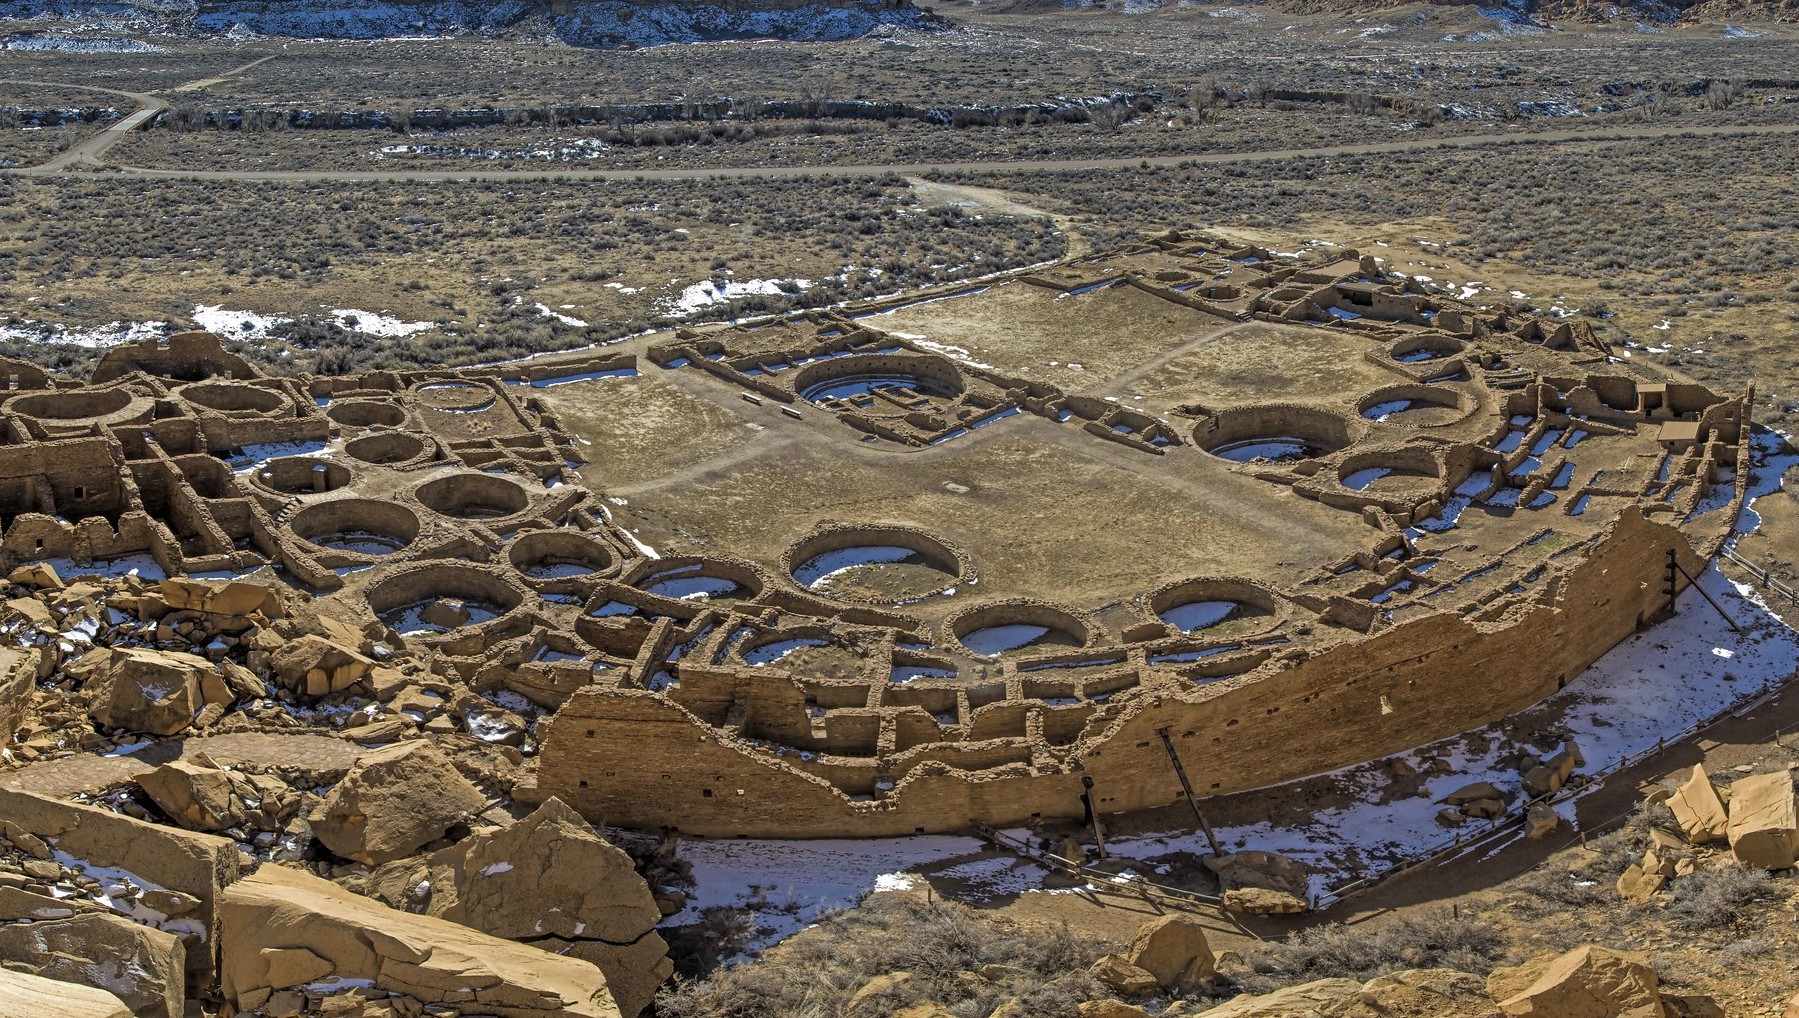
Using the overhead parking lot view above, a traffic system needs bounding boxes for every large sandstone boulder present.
[1202,851,1310,899]
[1725,770,1799,870]
[1488,945,1662,1018]
[0,967,133,1018]
[218,864,620,1017]
[1121,915,1214,991]
[156,577,281,618]
[309,741,486,865]
[1666,765,1729,844]
[272,633,375,698]
[0,912,185,1018]
[368,798,670,1018]
[84,647,228,736]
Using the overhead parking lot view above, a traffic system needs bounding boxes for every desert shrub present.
[1666,864,1777,932]
[1233,909,1507,994]
[656,894,1105,1018]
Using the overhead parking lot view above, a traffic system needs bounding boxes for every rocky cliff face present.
[0,0,938,46]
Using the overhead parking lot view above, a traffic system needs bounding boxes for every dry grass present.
[658,894,1106,1018]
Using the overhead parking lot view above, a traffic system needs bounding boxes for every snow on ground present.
[663,835,985,955]
[192,305,437,340]
[329,308,435,338]
[193,305,291,340]
[1110,564,1796,899]
[41,554,166,581]
[659,277,812,318]
[661,430,1799,945]
[0,319,164,349]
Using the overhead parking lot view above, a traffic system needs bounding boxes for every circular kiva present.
[507,530,616,581]
[7,387,139,423]
[1388,334,1467,365]
[289,498,420,557]
[1356,383,1478,427]
[791,352,965,409]
[412,380,499,414]
[1193,404,1360,463]
[365,563,526,637]
[781,524,972,604]
[249,456,352,497]
[946,599,1093,659]
[1143,576,1286,637]
[1336,446,1445,497]
[327,400,407,429]
[625,556,766,603]
[344,431,429,465]
[413,472,531,521]
[179,381,289,415]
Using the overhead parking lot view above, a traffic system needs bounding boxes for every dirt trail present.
[8,111,1799,182]
[908,177,1088,257]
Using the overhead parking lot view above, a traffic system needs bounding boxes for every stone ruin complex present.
[0,231,1762,1015]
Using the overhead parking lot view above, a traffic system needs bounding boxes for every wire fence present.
[1311,668,1788,911]
[972,821,1225,913]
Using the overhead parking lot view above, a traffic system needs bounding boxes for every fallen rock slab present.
[0,967,133,1018]
[0,911,185,1018]
[367,798,670,1018]
[1488,945,1662,1017]
[1725,769,1799,870]
[218,864,621,1018]
[1667,765,1729,845]
[309,740,486,865]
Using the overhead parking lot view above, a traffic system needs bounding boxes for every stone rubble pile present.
[0,573,677,1018]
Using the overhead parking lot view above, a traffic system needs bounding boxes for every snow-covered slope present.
[0,0,938,46]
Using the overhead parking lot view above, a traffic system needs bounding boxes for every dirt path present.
[168,53,279,93]
[907,177,1088,257]
[9,114,1799,182]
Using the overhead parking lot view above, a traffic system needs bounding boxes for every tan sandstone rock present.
[219,864,620,1017]
[272,634,375,698]
[1121,915,1214,991]
[1078,1002,1151,1018]
[309,740,486,865]
[1725,769,1799,870]
[1667,765,1729,845]
[0,911,185,1018]
[1222,887,1309,915]
[0,967,133,1018]
[1088,956,1159,997]
[1488,945,1662,1018]
[368,798,669,1018]
[1525,802,1560,840]
[1195,978,1366,1017]
[84,647,225,736]
[0,647,41,745]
